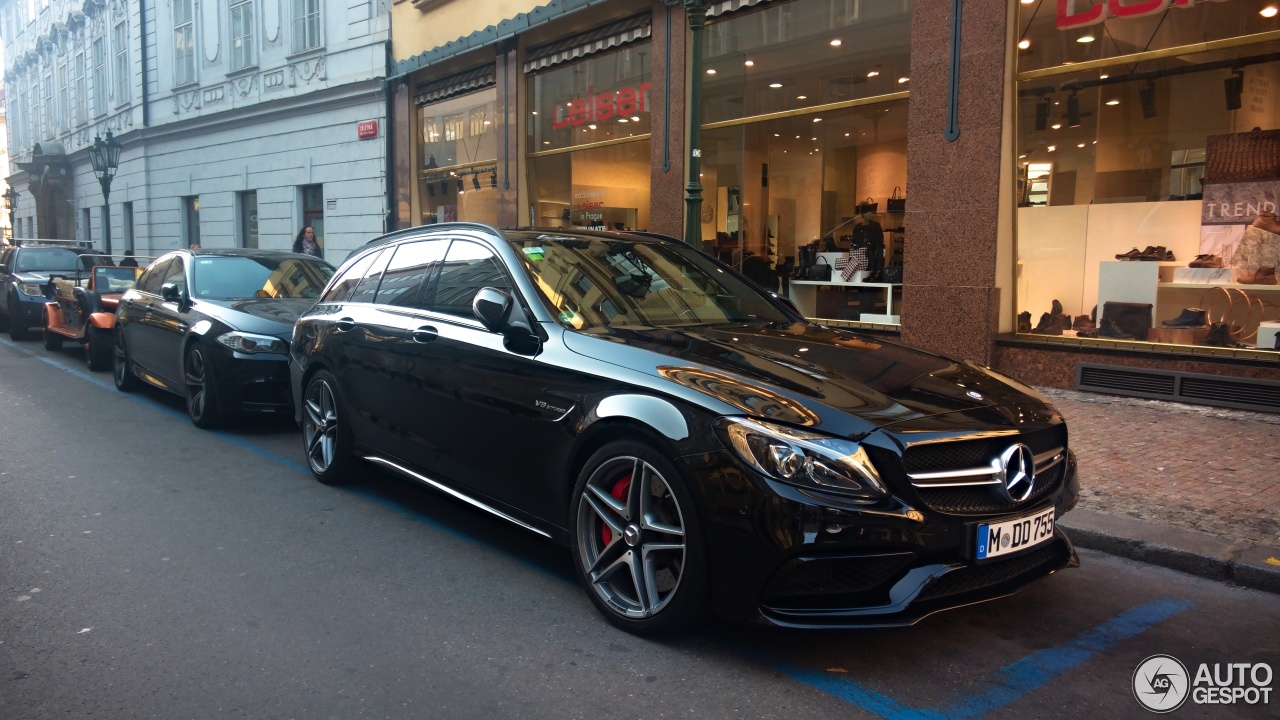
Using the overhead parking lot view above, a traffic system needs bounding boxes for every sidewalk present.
[1040,387,1280,593]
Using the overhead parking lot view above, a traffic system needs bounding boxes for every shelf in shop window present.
[1159,281,1280,291]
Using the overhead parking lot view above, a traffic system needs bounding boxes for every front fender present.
[88,312,116,330]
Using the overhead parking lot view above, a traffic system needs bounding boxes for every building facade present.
[386,0,1280,407]
[2,0,390,262]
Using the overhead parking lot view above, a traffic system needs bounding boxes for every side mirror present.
[771,292,802,316]
[161,282,184,303]
[472,286,514,333]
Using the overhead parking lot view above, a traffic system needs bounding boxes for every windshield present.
[94,266,141,293]
[14,248,80,273]
[191,256,335,300]
[504,232,792,331]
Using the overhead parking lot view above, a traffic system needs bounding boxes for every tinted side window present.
[136,258,173,294]
[161,257,187,294]
[348,249,392,304]
[321,251,380,303]
[374,240,447,309]
[430,240,513,319]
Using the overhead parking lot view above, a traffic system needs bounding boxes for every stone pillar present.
[497,43,522,230]
[391,79,413,230]
[648,0,687,238]
[901,0,1010,365]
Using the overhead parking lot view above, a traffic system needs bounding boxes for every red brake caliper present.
[600,474,632,546]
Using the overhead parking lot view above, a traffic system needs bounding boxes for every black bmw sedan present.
[114,248,334,427]
[290,224,1079,634]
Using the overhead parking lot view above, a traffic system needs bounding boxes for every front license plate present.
[975,507,1056,561]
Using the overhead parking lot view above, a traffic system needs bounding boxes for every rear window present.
[192,256,334,300]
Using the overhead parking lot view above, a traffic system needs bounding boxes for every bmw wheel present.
[185,344,223,428]
[302,370,355,485]
[570,441,707,635]
[113,328,140,391]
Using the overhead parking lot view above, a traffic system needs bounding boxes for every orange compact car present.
[43,261,144,370]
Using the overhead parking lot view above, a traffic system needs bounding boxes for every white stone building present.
[2,0,390,263]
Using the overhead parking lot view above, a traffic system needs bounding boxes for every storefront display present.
[1015,0,1280,352]
[416,67,499,226]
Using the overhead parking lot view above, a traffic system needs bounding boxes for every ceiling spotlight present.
[472,174,481,190]
[619,118,629,123]
[898,77,910,84]
[813,117,822,123]
[631,116,640,121]
[867,68,880,78]
[1018,39,1031,50]
[744,60,754,66]
[1106,99,1120,106]
[707,68,717,75]
[830,39,842,46]
[1035,96,1050,131]
[1077,34,1095,43]
[588,124,597,130]
[1100,74,1109,79]
[1067,91,1081,128]
[769,83,783,88]
[1048,145,1057,152]
[1261,5,1278,17]
[1052,123,1062,130]
[1224,70,1245,111]
[1077,143,1086,148]
[1139,80,1157,119]
[797,95,807,99]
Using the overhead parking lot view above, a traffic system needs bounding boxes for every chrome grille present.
[903,426,1067,515]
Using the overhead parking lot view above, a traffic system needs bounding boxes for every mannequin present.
[849,210,885,280]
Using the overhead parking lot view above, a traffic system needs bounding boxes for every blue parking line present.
[753,598,1194,720]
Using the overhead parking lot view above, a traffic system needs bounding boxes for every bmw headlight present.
[19,282,44,296]
[216,331,288,354]
[717,417,887,500]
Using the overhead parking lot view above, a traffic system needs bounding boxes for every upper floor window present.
[230,0,256,70]
[113,20,129,103]
[291,0,321,54]
[174,0,196,86]
[92,37,108,116]
[41,71,53,139]
[56,60,68,132]
[73,51,86,125]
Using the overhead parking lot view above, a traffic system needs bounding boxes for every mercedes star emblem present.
[997,443,1036,502]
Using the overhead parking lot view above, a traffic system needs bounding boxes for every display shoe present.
[1017,311,1032,333]
[1161,307,1208,327]
[1252,211,1280,236]
[1189,254,1224,268]
[1115,248,1142,261]
[1051,299,1063,316]
[1136,245,1169,261]
[1072,315,1095,333]
[1096,318,1134,339]
[1031,312,1064,335]
[1200,322,1245,348]
[1237,266,1278,285]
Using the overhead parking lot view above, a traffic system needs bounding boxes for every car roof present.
[172,248,331,261]
[359,223,683,251]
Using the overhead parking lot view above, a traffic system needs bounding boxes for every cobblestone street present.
[1044,388,1280,549]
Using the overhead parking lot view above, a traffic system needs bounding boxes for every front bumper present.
[209,348,294,415]
[681,448,1080,628]
[10,292,48,329]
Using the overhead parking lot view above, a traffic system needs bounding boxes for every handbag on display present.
[1101,301,1153,341]
[806,255,832,282]
[882,262,904,284]
[887,186,906,214]
[856,197,878,215]
[1235,266,1277,285]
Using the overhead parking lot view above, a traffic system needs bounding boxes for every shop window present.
[527,41,653,153]
[1014,1,1280,352]
[417,85,498,226]
[528,139,652,233]
[301,184,324,250]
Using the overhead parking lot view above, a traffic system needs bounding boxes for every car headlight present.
[216,331,288,354]
[717,417,887,500]
[19,282,44,296]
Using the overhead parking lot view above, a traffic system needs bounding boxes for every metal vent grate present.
[1076,363,1280,413]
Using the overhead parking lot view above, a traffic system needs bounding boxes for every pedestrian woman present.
[292,226,322,258]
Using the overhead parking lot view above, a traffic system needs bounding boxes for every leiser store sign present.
[551,82,653,129]
[1057,0,1229,29]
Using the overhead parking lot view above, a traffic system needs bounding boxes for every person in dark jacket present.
[292,226,323,258]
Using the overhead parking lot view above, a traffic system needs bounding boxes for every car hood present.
[196,298,314,338]
[561,322,1049,432]
[16,271,74,284]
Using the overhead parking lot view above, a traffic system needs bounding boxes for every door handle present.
[411,326,438,344]
[335,317,356,332]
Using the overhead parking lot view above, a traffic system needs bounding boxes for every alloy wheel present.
[184,345,220,427]
[575,455,687,620]
[303,377,339,474]
[113,329,138,391]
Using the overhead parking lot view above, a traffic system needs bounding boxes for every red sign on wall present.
[1056,0,1229,30]
[357,120,379,139]
[551,82,654,130]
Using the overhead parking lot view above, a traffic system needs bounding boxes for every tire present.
[570,440,708,636]
[0,299,9,332]
[43,321,64,352]
[86,327,112,371]
[9,305,30,341]
[301,369,356,485]
[113,328,140,392]
[184,344,223,429]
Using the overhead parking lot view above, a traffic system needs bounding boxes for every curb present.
[1059,509,1280,595]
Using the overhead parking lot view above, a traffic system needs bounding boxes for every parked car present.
[43,262,145,370]
[114,248,335,427]
[0,244,108,341]
[289,224,1079,635]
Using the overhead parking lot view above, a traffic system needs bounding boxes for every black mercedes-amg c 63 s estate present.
[290,224,1079,635]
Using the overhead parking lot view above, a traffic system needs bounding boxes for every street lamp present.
[683,0,709,248]
[2,187,17,243]
[88,131,122,254]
